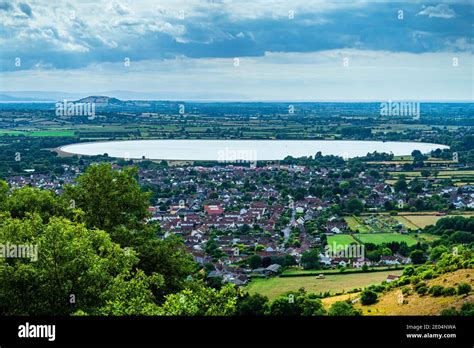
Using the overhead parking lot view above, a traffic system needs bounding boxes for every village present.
[5,159,473,288]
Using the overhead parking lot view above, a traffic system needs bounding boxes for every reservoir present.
[59,140,448,161]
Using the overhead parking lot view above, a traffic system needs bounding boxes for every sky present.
[0,0,472,101]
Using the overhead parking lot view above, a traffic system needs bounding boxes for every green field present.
[327,234,359,247]
[355,233,418,246]
[30,130,75,137]
[0,130,25,135]
[344,216,371,232]
[0,130,75,137]
[245,269,403,300]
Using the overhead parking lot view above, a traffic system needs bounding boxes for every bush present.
[413,281,426,291]
[440,307,458,316]
[429,285,444,297]
[441,287,457,296]
[457,283,472,295]
[460,303,474,316]
[360,290,378,305]
[416,286,428,295]
[328,301,361,316]
[421,270,434,280]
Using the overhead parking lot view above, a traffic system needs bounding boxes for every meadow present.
[245,269,403,300]
[327,234,359,247]
[354,233,419,246]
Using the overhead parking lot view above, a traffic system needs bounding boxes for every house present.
[266,264,282,274]
[251,268,268,276]
[204,204,224,215]
[319,253,332,266]
[331,258,350,267]
[386,274,400,283]
[352,258,372,268]
[395,254,411,264]
[379,256,400,265]
[207,270,223,279]
[225,274,249,286]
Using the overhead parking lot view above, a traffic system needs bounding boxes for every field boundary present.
[279,266,405,278]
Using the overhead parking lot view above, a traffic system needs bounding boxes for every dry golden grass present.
[321,293,360,309]
[352,269,474,316]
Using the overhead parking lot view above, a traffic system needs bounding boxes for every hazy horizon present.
[1,0,472,101]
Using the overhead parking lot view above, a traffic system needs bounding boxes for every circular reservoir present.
[59,140,449,161]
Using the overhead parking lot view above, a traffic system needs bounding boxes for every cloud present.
[0,0,471,101]
[418,4,456,19]
[0,1,13,11]
[18,2,32,17]
[1,49,472,101]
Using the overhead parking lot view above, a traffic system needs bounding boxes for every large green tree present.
[0,214,160,315]
[65,163,151,231]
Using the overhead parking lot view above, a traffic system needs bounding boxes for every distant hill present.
[0,93,47,101]
[75,96,123,106]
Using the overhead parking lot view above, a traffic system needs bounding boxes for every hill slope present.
[353,269,473,315]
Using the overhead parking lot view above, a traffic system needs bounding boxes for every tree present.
[267,296,301,316]
[300,248,321,270]
[248,255,262,269]
[409,250,426,264]
[237,293,268,315]
[360,290,378,305]
[118,231,195,299]
[159,283,239,316]
[4,186,72,222]
[65,163,151,231]
[421,169,431,178]
[328,301,361,316]
[0,215,155,315]
[300,297,326,316]
[0,180,8,207]
[394,179,408,192]
[429,245,448,261]
[95,270,163,315]
[346,198,364,215]
[449,231,474,244]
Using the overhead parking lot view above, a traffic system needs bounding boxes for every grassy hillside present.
[353,269,473,315]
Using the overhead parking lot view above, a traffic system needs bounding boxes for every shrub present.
[360,290,378,305]
[441,287,457,296]
[416,286,428,295]
[440,307,458,316]
[457,283,472,295]
[421,270,434,280]
[460,303,474,316]
[413,281,426,291]
[328,301,361,316]
[429,285,444,297]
